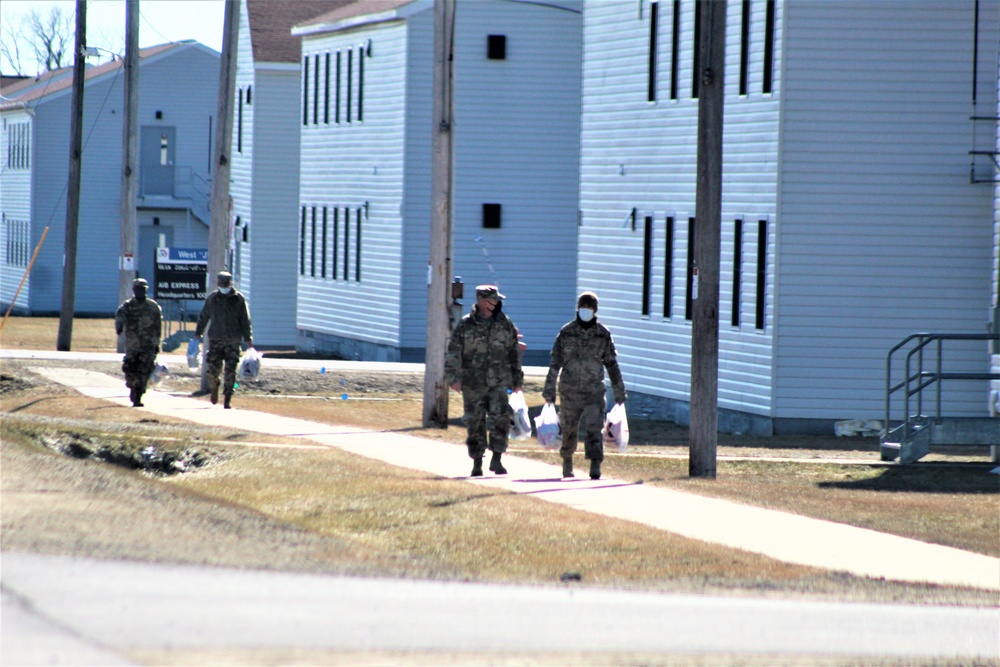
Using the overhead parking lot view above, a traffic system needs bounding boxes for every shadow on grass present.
[818,464,1000,494]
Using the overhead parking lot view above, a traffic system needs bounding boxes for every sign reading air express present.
[154,247,208,300]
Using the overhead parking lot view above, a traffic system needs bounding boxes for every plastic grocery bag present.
[237,348,262,382]
[186,337,201,369]
[604,403,629,452]
[148,360,170,386]
[508,390,532,440]
[534,403,561,450]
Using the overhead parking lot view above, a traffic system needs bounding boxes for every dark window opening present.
[321,207,328,278]
[487,34,506,60]
[310,206,317,277]
[332,207,339,278]
[685,217,695,320]
[242,224,248,243]
[647,1,658,102]
[324,53,330,123]
[246,85,252,104]
[358,46,364,121]
[347,49,353,123]
[299,206,306,274]
[670,0,680,100]
[302,56,309,125]
[663,216,674,318]
[482,203,502,229]
[642,216,653,316]
[755,220,767,329]
[732,219,743,326]
[313,53,320,124]
[763,0,775,93]
[355,208,362,282]
[739,0,751,96]
[336,51,342,123]
[343,207,350,280]
[237,87,243,153]
[692,0,702,99]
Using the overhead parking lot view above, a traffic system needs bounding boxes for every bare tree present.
[1,6,74,75]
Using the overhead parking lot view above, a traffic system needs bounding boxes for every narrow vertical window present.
[755,220,767,329]
[355,208,362,282]
[332,207,339,278]
[237,87,243,152]
[343,207,350,280]
[692,0,701,99]
[670,0,680,100]
[303,56,309,126]
[642,216,653,315]
[685,217,695,320]
[732,219,743,327]
[739,0,751,96]
[313,53,320,124]
[347,49,353,123]
[763,0,775,93]
[299,206,306,274]
[335,51,341,124]
[321,207,328,278]
[358,46,364,121]
[246,85,252,104]
[310,206,317,277]
[663,216,674,317]
[647,0,659,102]
[324,53,331,124]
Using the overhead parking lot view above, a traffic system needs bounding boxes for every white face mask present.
[219,286,232,295]
[578,308,594,322]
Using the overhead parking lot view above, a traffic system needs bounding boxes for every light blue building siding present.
[0,43,219,316]
[580,0,997,432]
[295,0,582,363]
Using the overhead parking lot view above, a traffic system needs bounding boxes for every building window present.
[670,0,680,100]
[355,207,362,282]
[642,215,653,316]
[343,206,350,280]
[159,134,169,165]
[755,220,767,329]
[246,85,252,104]
[336,51,342,124]
[739,0,751,96]
[3,216,30,267]
[487,34,506,60]
[763,0,775,93]
[299,206,306,274]
[691,0,702,99]
[302,55,309,126]
[663,216,674,318]
[332,207,339,278]
[321,207,328,278]
[237,87,243,153]
[647,1,658,102]
[6,123,30,170]
[324,53,331,124]
[482,203,501,228]
[732,219,743,326]
[310,206,317,277]
[347,49,353,123]
[313,53,320,125]
[685,217,695,320]
[358,45,364,121]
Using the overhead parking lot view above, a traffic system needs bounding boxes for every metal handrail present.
[884,333,1000,443]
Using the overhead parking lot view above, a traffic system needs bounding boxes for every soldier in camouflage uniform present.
[543,291,626,480]
[194,272,254,409]
[115,278,162,407]
[446,285,524,477]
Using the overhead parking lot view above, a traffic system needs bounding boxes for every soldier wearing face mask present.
[115,278,162,407]
[542,291,626,479]
[194,271,253,409]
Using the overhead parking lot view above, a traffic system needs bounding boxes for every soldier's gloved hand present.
[450,382,462,393]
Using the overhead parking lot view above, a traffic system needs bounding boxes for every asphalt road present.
[3,551,997,665]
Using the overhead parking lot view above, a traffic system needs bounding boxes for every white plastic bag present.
[237,348,262,382]
[604,402,630,452]
[186,337,201,369]
[148,361,170,386]
[508,391,532,440]
[534,403,562,450]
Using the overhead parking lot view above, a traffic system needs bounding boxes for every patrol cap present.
[217,271,233,286]
[475,284,504,300]
[132,278,149,288]
[577,291,598,310]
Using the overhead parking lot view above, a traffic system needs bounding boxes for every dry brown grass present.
[0,315,119,352]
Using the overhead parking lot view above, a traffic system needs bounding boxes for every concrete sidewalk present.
[27,366,1000,592]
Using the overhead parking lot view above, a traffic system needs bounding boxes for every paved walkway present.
[24,365,1000,592]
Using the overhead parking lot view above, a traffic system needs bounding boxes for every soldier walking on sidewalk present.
[193,271,253,409]
[115,278,162,407]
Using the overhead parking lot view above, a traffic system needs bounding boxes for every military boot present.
[223,392,233,409]
[489,451,507,475]
[562,458,574,478]
[210,383,219,405]
[589,459,601,480]
[133,389,144,408]
[471,457,484,477]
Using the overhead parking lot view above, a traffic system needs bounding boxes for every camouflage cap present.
[132,278,149,288]
[475,284,505,300]
[577,291,598,309]
[217,271,233,285]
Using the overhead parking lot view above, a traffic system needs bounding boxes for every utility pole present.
[202,0,240,391]
[57,0,87,351]
[689,0,726,478]
[422,0,456,428]
[117,0,139,354]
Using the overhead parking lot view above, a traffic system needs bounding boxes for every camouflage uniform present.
[445,303,524,460]
[543,317,626,465]
[195,287,253,399]
[115,294,162,404]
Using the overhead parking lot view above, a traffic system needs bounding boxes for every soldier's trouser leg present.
[206,341,241,395]
[206,344,225,395]
[221,345,240,395]
[485,387,512,455]
[559,395,606,462]
[463,392,489,460]
[122,349,156,404]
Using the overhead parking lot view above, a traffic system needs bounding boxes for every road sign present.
[154,247,208,300]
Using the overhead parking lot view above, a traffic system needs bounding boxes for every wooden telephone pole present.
[57,0,87,351]
[117,0,140,354]
[422,0,456,428]
[689,0,726,478]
